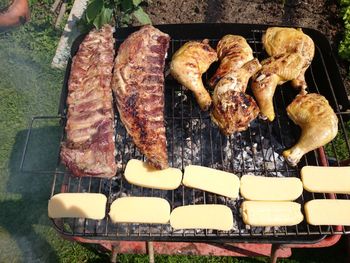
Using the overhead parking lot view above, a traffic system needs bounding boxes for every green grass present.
[0,0,107,262]
[325,120,350,161]
[0,1,349,262]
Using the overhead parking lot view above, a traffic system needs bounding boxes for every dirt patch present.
[144,0,350,94]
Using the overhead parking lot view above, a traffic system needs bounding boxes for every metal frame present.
[20,23,350,259]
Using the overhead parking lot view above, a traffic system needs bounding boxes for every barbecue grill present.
[20,24,350,262]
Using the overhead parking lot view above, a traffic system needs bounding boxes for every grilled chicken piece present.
[170,40,217,111]
[210,35,261,135]
[60,25,117,178]
[283,93,338,166]
[263,27,315,90]
[112,25,170,169]
[252,27,315,122]
[211,58,261,135]
[252,53,305,121]
[209,35,254,88]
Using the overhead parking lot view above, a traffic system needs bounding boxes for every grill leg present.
[270,244,280,263]
[147,241,155,263]
[110,245,118,263]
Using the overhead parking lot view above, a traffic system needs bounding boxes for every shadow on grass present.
[0,125,62,262]
[2,123,112,262]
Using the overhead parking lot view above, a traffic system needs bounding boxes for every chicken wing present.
[283,93,338,166]
[252,53,305,121]
[211,58,261,135]
[170,40,217,111]
[209,35,254,88]
[263,27,315,90]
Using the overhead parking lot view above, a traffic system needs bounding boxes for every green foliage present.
[0,1,61,65]
[339,0,350,65]
[80,0,151,30]
[341,0,350,6]
[133,7,152,25]
[325,120,350,160]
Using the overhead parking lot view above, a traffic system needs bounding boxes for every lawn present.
[0,1,348,262]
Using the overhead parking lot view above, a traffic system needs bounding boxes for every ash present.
[64,91,298,237]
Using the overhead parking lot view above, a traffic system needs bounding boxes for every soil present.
[144,0,350,94]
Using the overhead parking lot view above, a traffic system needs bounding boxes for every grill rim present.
[20,23,350,244]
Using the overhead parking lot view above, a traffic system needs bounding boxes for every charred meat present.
[112,25,170,169]
[211,35,261,135]
[60,25,117,178]
[209,35,254,88]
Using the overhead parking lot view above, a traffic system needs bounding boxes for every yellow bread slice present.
[301,166,350,194]
[48,193,107,220]
[124,159,182,190]
[241,201,303,226]
[109,197,170,224]
[240,174,303,201]
[183,165,240,199]
[170,204,233,231]
[305,199,350,225]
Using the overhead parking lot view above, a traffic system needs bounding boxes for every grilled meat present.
[252,53,305,121]
[212,59,261,135]
[263,27,315,90]
[209,35,254,88]
[210,35,261,135]
[112,25,170,169]
[283,93,338,166]
[60,25,117,178]
[170,40,217,111]
[252,27,315,122]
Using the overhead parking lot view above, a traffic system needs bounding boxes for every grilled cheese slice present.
[301,166,350,194]
[109,197,170,224]
[183,165,240,199]
[241,201,303,226]
[48,193,107,220]
[170,204,233,231]
[124,159,182,190]
[305,199,350,225]
[240,174,303,201]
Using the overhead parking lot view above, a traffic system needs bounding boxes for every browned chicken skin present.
[252,53,305,121]
[283,93,338,166]
[112,25,170,169]
[211,35,262,135]
[211,59,261,135]
[252,27,315,121]
[263,27,315,90]
[170,40,217,111]
[209,35,254,88]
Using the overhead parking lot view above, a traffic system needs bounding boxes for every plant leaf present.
[133,7,151,25]
[86,0,104,23]
[93,7,113,29]
[132,0,142,7]
[121,0,133,12]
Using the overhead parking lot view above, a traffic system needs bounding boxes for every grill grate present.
[21,24,350,243]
